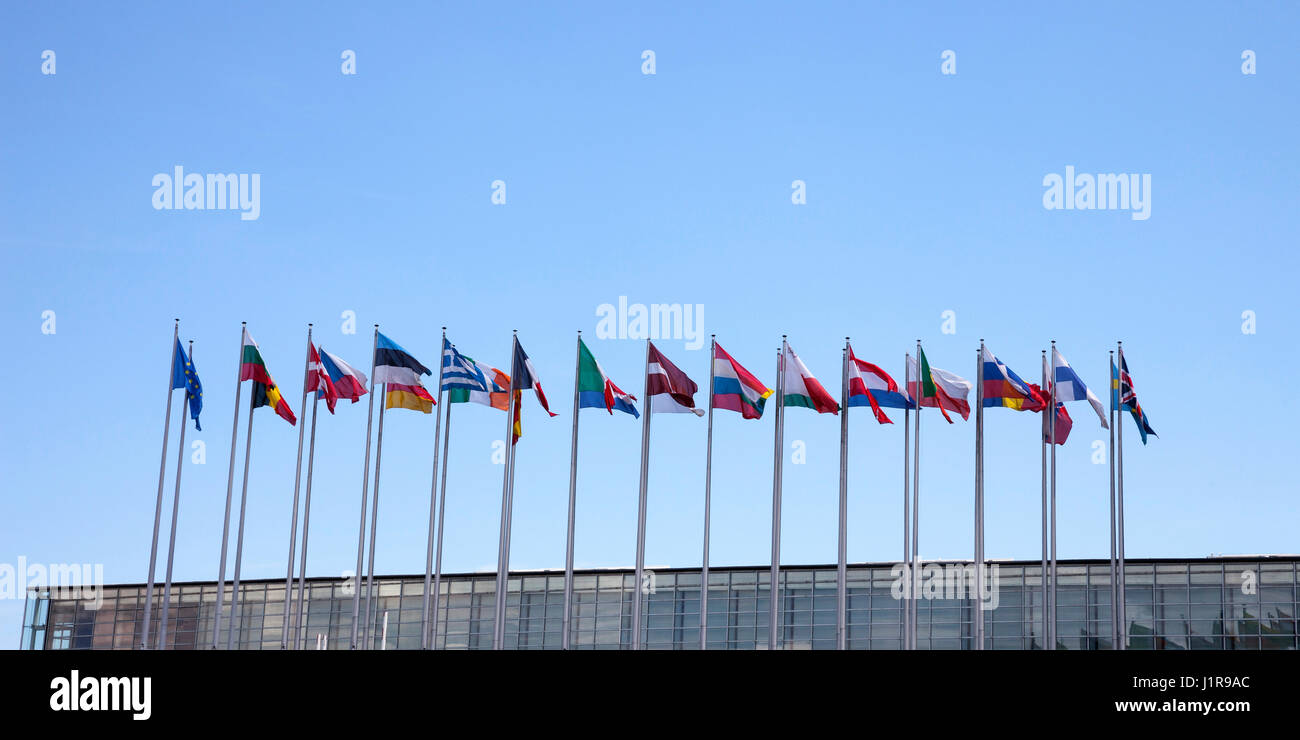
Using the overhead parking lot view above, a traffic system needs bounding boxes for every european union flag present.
[172,338,203,430]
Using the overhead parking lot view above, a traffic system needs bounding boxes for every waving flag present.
[908,348,971,423]
[647,341,704,416]
[712,342,772,419]
[1052,347,1108,429]
[306,344,339,414]
[374,332,435,414]
[1113,356,1157,444]
[981,346,1045,411]
[510,338,557,416]
[319,348,368,405]
[781,343,839,414]
[846,344,910,424]
[241,329,296,425]
[171,338,203,430]
[577,338,638,417]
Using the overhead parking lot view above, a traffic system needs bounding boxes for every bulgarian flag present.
[781,343,839,414]
[909,347,972,423]
[241,328,297,425]
[576,338,638,417]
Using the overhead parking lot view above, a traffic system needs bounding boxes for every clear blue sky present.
[3,2,1297,642]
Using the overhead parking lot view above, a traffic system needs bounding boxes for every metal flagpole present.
[420,328,448,650]
[1048,340,1058,651]
[281,325,313,650]
[430,396,453,650]
[1116,341,1128,650]
[212,322,246,650]
[836,340,849,651]
[361,382,388,650]
[562,331,583,650]
[1040,350,1049,650]
[157,338,191,649]
[768,339,787,651]
[143,320,179,650]
[911,340,922,651]
[293,391,320,649]
[699,335,716,651]
[974,342,985,650]
[1108,350,1118,649]
[902,353,911,650]
[227,383,257,650]
[631,339,653,650]
[493,332,519,650]
[349,326,379,650]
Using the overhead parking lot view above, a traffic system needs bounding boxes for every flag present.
[510,339,557,416]
[442,340,510,410]
[1038,353,1072,445]
[846,343,911,425]
[375,332,435,414]
[908,348,972,423]
[712,342,771,420]
[306,344,339,414]
[577,338,639,417]
[318,348,368,406]
[646,341,704,416]
[171,338,203,430]
[241,329,296,425]
[781,343,839,414]
[1113,356,1157,444]
[981,346,1045,411]
[1052,347,1108,429]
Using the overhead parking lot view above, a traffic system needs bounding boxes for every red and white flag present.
[307,344,340,414]
[647,341,704,416]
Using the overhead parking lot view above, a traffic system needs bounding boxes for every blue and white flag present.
[441,338,494,392]
[1052,347,1108,429]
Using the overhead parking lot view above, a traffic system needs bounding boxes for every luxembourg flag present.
[712,342,772,420]
[846,343,911,424]
[781,342,839,414]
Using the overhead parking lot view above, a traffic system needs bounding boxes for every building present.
[20,556,1298,650]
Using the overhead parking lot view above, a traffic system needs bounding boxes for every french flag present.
[846,344,912,424]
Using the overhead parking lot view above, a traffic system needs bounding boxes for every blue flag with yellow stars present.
[171,338,203,430]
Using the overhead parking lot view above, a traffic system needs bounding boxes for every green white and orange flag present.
[240,328,297,425]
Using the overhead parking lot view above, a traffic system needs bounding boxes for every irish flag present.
[781,343,839,414]
[241,328,296,425]
[712,342,771,419]
[576,338,638,417]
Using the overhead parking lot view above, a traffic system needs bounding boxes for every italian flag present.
[781,343,839,414]
[577,338,638,417]
[241,328,297,425]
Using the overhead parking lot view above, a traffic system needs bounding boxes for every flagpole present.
[420,328,448,650]
[293,391,320,649]
[227,380,257,650]
[562,331,583,651]
[1039,349,1048,650]
[902,353,911,650]
[631,339,653,651]
[430,395,453,650]
[349,325,379,650]
[1116,341,1128,650]
[280,324,313,650]
[143,320,179,650]
[836,340,849,650]
[212,321,246,650]
[157,338,191,649]
[493,332,519,650]
[699,335,717,651]
[1048,340,1057,651]
[361,382,388,650]
[1108,349,1118,649]
[974,341,985,650]
[911,340,921,651]
[768,338,787,651]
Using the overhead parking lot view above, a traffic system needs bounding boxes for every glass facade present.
[20,558,1298,650]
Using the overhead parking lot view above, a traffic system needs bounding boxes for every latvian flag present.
[647,341,704,416]
[846,343,910,424]
[374,332,435,414]
[711,342,771,420]
[319,347,369,407]
[241,328,296,425]
[577,338,638,417]
[908,348,971,423]
[781,342,839,414]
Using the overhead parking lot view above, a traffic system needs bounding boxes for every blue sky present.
[2,2,1297,642]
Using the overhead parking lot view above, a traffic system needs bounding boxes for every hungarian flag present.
[646,341,704,416]
[908,347,971,423]
[711,342,771,419]
[781,343,838,414]
[307,344,339,414]
[577,338,638,417]
[846,343,909,424]
[241,328,296,425]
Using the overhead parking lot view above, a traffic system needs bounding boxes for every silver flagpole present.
[349,325,379,650]
[768,338,787,651]
[699,335,716,651]
[157,338,191,649]
[1048,340,1058,651]
[430,395,453,650]
[493,332,519,650]
[502,366,524,648]
[293,390,320,649]
[974,342,985,650]
[361,383,388,650]
[561,331,582,650]
[631,339,653,650]
[562,331,583,651]
[911,340,922,651]
[902,353,911,650]
[836,340,849,650]
[420,328,448,650]
[1108,350,1118,649]
[143,319,179,650]
[212,322,246,650]
[1116,341,1127,650]
[227,382,257,650]
[1040,349,1049,650]
[281,325,313,650]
